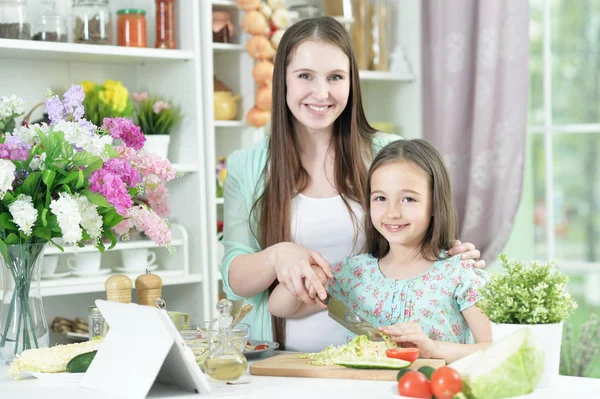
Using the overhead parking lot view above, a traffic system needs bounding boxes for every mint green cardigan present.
[219,133,399,341]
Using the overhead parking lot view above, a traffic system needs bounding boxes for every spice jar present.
[88,306,107,339]
[155,0,176,49]
[117,8,146,47]
[72,0,112,45]
[0,0,30,40]
[105,274,133,303]
[32,0,67,42]
[135,270,162,307]
[212,11,234,43]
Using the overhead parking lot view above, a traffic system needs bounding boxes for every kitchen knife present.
[321,294,382,341]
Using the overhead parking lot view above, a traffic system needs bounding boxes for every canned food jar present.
[117,8,146,47]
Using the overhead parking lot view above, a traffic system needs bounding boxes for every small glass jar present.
[0,0,30,40]
[155,0,176,49]
[88,306,107,339]
[117,8,146,48]
[32,0,67,42]
[72,0,112,45]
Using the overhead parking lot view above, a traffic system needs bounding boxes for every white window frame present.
[528,1,600,273]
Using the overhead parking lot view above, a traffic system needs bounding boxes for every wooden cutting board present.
[250,354,445,381]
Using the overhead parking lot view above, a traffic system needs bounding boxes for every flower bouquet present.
[0,85,175,364]
[80,79,134,127]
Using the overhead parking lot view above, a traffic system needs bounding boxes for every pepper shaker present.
[135,270,163,307]
[105,274,133,303]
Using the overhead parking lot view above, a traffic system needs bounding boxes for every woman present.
[220,17,484,351]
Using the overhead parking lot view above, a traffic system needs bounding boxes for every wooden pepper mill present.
[135,270,163,307]
[105,274,133,303]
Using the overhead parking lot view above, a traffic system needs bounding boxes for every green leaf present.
[104,144,120,159]
[0,214,17,230]
[82,190,111,207]
[33,226,52,241]
[103,229,117,250]
[0,239,8,262]
[96,239,106,253]
[46,213,61,232]
[72,151,102,167]
[56,171,79,186]
[101,209,123,229]
[21,171,42,196]
[83,159,103,177]
[42,169,57,188]
[5,233,19,245]
[49,239,64,252]
[41,208,48,227]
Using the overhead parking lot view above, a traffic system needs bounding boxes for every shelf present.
[0,39,195,64]
[172,163,199,173]
[39,271,203,297]
[212,43,245,52]
[214,120,245,127]
[215,197,224,205]
[44,239,185,256]
[212,0,237,7]
[359,70,414,82]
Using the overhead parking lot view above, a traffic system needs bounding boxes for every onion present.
[241,11,268,36]
[236,0,261,11]
[246,106,271,127]
[252,61,274,85]
[246,35,275,60]
[255,84,272,111]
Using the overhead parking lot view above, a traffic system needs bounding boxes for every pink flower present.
[133,92,149,102]
[152,101,169,114]
[103,158,141,187]
[127,205,172,245]
[146,180,170,217]
[89,169,133,216]
[102,118,146,150]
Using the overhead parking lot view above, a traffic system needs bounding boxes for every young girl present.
[222,16,485,352]
[270,139,492,363]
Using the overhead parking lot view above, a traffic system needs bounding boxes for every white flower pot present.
[491,322,563,389]
[144,135,171,159]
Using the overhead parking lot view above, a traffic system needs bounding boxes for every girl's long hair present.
[364,139,457,261]
[250,17,377,347]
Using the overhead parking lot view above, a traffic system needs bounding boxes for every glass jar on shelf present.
[32,0,67,42]
[88,306,107,339]
[72,0,112,45]
[0,0,30,40]
[155,0,176,49]
[117,8,146,48]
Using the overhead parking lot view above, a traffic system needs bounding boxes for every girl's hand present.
[447,240,486,269]
[305,266,329,310]
[378,322,439,359]
[269,242,332,306]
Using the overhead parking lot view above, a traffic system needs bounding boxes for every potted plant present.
[478,254,578,389]
[0,85,173,364]
[131,92,182,159]
[80,79,134,126]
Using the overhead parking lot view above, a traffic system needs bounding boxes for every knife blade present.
[321,294,383,341]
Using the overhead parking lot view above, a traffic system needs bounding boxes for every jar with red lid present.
[117,8,146,47]
[155,0,176,49]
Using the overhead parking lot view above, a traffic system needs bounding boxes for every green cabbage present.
[450,327,544,399]
[298,334,396,366]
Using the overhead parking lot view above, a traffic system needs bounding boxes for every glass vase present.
[0,242,49,365]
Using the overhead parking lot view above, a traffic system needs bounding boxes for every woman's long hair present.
[364,139,457,261]
[250,17,377,347]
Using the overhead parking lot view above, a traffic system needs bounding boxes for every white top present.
[285,193,365,352]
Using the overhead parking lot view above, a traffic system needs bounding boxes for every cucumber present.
[334,357,410,370]
[396,368,412,381]
[418,365,436,380]
[66,350,98,373]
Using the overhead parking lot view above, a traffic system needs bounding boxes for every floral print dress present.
[328,253,489,344]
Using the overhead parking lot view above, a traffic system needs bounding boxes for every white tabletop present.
[1,352,598,399]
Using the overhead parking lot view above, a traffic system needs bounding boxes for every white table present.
[1,352,598,398]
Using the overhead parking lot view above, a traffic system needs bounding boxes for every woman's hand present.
[269,242,332,306]
[447,240,486,269]
[378,322,439,359]
[305,266,329,310]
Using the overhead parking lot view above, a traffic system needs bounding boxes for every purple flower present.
[102,118,146,150]
[78,119,96,135]
[0,135,31,161]
[63,85,85,121]
[89,169,133,216]
[45,95,65,125]
[103,158,141,187]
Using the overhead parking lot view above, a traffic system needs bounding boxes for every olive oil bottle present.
[204,299,247,381]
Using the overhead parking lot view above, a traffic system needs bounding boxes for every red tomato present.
[430,367,463,399]
[398,371,432,399]
[254,344,269,350]
[386,347,420,363]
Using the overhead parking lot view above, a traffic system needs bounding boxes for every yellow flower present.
[219,168,227,182]
[80,80,97,95]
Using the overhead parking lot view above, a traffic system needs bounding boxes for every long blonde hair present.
[250,17,377,346]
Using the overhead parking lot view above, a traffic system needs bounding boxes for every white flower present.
[29,153,46,171]
[50,192,82,245]
[9,124,45,146]
[0,95,26,120]
[0,159,16,199]
[53,120,111,159]
[8,194,37,236]
[75,194,102,240]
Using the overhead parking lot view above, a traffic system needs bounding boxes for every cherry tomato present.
[398,371,432,399]
[386,347,420,363]
[430,366,463,399]
[254,344,269,350]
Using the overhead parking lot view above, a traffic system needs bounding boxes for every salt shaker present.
[135,270,162,307]
[105,274,133,303]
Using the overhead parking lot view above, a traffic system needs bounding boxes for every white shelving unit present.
[0,0,211,325]
[200,0,422,317]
